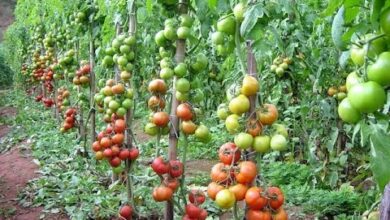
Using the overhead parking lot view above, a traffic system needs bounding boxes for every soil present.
[0,107,67,220]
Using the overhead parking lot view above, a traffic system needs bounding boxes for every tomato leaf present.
[371,0,385,25]
[321,0,343,17]
[240,4,264,37]
[370,127,390,191]
[208,0,217,10]
[146,0,153,14]
[331,6,346,50]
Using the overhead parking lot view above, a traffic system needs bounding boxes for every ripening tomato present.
[112,133,125,144]
[164,177,179,191]
[247,119,263,137]
[267,187,284,210]
[119,149,130,160]
[185,204,201,219]
[176,103,193,121]
[245,187,268,210]
[129,148,139,160]
[210,163,232,184]
[198,209,207,220]
[100,137,112,148]
[181,120,197,135]
[218,142,241,165]
[235,161,257,184]
[153,186,173,202]
[246,210,272,220]
[241,75,259,96]
[257,104,278,125]
[114,119,126,133]
[215,189,236,209]
[148,79,167,94]
[153,112,170,127]
[188,189,206,205]
[119,205,132,220]
[148,95,166,111]
[207,182,224,200]
[109,156,121,167]
[151,157,170,175]
[169,160,184,178]
[229,183,248,201]
[273,208,288,220]
[92,141,101,152]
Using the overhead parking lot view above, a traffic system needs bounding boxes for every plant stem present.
[179,134,188,206]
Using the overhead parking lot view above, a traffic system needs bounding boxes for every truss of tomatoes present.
[207,142,288,220]
[92,116,139,167]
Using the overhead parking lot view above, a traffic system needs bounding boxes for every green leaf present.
[240,4,264,37]
[208,0,217,10]
[326,127,339,152]
[339,51,350,69]
[321,0,343,17]
[146,0,152,14]
[332,6,346,50]
[370,127,390,190]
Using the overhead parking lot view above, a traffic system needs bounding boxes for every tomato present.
[160,67,174,80]
[155,30,166,47]
[198,209,207,220]
[207,182,224,200]
[95,151,104,160]
[229,94,250,115]
[235,161,257,184]
[217,104,229,120]
[119,205,132,220]
[217,16,236,35]
[185,204,201,218]
[151,157,170,175]
[164,177,179,191]
[246,119,262,137]
[153,185,173,202]
[181,120,197,135]
[92,141,102,152]
[234,132,254,150]
[188,189,206,205]
[210,163,232,184]
[176,78,191,93]
[174,63,187,77]
[163,26,176,41]
[191,53,208,72]
[257,104,278,125]
[176,91,189,102]
[144,122,158,136]
[114,119,126,133]
[253,135,271,153]
[177,27,190,39]
[109,157,121,167]
[215,189,236,209]
[112,83,125,94]
[368,52,390,86]
[180,14,193,27]
[148,79,167,94]
[194,125,210,141]
[148,96,165,111]
[233,3,245,22]
[241,75,259,96]
[229,183,248,201]
[273,208,288,220]
[246,210,272,220]
[112,133,125,144]
[169,160,183,178]
[267,187,284,210]
[109,100,120,111]
[273,123,288,138]
[350,34,387,66]
[129,148,139,160]
[212,31,224,45]
[338,98,361,124]
[225,114,241,134]
[245,187,268,210]
[153,112,170,127]
[177,103,193,120]
[218,142,241,165]
[381,7,390,36]
[119,149,130,160]
[348,81,386,113]
[111,145,121,156]
[100,137,112,149]
[327,87,338,96]
[270,134,288,151]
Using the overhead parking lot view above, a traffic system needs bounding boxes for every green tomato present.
[177,26,190,39]
[212,31,224,45]
[215,189,235,209]
[195,125,210,141]
[122,98,133,109]
[164,26,177,41]
[234,132,253,150]
[380,7,390,36]
[176,78,190,93]
[272,123,288,138]
[228,94,250,115]
[338,98,361,124]
[233,3,245,22]
[350,34,387,66]
[348,81,386,113]
[112,166,124,174]
[155,30,166,46]
[174,63,187,77]
[367,51,390,86]
[117,56,128,66]
[336,92,347,101]
[217,16,236,35]
[120,45,131,54]
[270,134,288,151]
[116,107,127,117]
[124,36,136,46]
[253,135,271,153]
[191,53,208,72]
[192,89,204,103]
[160,67,174,80]
[225,114,240,134]
[145,122,158,136]
[180,14,193,28]
[112,39,121,50]
[217,104,229,120]
[102,56,114,67]
[346,72,363,92]
[176,91,189,101]
[109,100,120,111]
[105,47,115,56]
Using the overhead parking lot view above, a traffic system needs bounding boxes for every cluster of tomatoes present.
[338,26,390,124]
[72,62,91,86]
[211,3,245,57]
[177,102,210,142]
[61,108,77,132]
[93,117,139,167]
[327,84,347,101]
[207,142,287,219]
[182,190,208,220]
[42,97,55,108]
[102,33,136,76]
[270,56,293,78]
[217,76,288,154]
[56,87,71,112]
[94,79,133,121]
[58,49,76,78]
[150,157,183,202]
